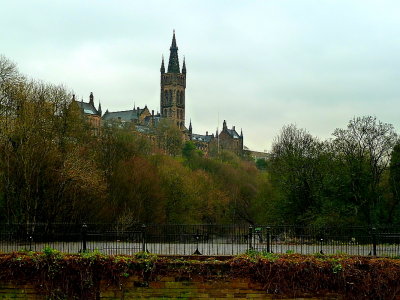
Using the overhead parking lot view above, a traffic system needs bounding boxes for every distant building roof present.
[76,101,99,115]
[226,128,240,139]
[191,133,213,143]
[102,109,144,122]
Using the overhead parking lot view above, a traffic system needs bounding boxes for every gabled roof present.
[191,133,213,143]
[102,109,144,122]
[76,101,99,115]
[226,128,240,139]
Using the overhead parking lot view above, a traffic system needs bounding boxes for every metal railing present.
[1,223,400,257]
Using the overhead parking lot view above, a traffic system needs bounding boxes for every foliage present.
[155,118,183,156]
[268,125,325,224]
[1,54,400,227]
[0,56,105,224]
[332,116,398,224]
[0,252,400,299]
[268,119,400,226]
[255,158,267,170]
[388,143,400,223]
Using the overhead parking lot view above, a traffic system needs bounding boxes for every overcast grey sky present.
[1,0,399,151]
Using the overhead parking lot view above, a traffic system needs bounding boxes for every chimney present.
[232,126,235,131]
[152,110,154,116]
[137,106,139,111]
[206,131,208,136]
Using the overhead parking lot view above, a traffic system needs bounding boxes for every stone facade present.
[73,92,102,136]
[215,120,244,156]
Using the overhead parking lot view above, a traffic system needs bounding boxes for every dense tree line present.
[0,56,268,225]
[1,55,400,227]
[268,117,399,226]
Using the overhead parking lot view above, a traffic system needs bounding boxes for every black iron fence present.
[1,224,400,257]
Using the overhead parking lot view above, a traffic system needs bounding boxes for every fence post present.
[81,224,87,253]
[141,224,146,253]
[266,226,271,253]
[320,238,324,254]
[28,234,33,252]
[372,227,377,256]
[248,225,253,251]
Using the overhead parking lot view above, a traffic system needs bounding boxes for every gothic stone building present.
[77,32,244,156]
[73,92,102,136]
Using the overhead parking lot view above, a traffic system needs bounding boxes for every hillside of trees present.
[1,55,400,226]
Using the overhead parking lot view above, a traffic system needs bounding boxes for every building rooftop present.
[76,101,99,115]
[102,109,144,122]
[192,133,213,143]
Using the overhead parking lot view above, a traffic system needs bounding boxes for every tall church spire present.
[167,30,180,73]
[98,102,102,116]
[160,55,165,74]
[182,56,186,74]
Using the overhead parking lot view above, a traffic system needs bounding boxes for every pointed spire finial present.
[182,56,186,74]
[89,92,94,105]
[189,119,192,134]
[160,55,165,74]
[98,102,102,116]
[168,30,180,73]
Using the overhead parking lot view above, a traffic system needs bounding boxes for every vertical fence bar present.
[248,225,253,251]
[266,226,271,253]
[81,224,87,253]
[141,224,146,253]
[372,227,377,256]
